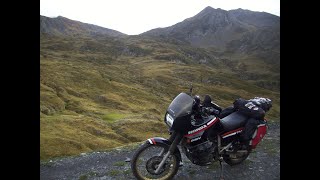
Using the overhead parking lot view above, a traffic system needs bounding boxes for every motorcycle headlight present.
[165,113,174,127]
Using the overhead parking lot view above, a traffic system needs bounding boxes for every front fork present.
[154,131,183,174]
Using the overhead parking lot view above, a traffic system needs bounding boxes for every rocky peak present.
[142,6,279,52]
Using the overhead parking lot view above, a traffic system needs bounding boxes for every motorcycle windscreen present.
[167,92,193,118]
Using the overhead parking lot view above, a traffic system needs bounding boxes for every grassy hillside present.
[40,34,280,160]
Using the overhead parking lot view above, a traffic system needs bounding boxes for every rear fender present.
[146,137,182,163]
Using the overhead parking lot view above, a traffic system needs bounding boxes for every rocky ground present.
[40,123,280,180]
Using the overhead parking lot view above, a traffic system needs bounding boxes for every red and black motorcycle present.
[131,92,268,180]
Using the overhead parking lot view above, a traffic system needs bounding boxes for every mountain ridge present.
[40,15,127,38]
[141,6,279,54]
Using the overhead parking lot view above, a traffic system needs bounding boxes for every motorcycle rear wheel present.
[223,151,249,166]
[131,142,179,180]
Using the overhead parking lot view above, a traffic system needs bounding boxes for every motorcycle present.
[130,91,268,180]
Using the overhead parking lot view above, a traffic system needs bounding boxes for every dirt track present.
[40,123,280,180]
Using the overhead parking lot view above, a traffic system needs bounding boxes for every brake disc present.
[146,156,168,175]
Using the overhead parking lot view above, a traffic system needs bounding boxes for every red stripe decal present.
[184,118,219,137]
[222,127,244,137]
[151,138,156,145]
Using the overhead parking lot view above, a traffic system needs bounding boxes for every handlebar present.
[201,106,220,116]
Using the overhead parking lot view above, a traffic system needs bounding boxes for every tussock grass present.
[40,34,280,160]
[102,113,127,123]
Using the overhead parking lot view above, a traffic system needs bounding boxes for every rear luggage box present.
[249,123,267,149]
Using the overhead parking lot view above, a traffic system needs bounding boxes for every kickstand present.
[219,156,225,180]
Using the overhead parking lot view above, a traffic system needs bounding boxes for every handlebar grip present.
[202,107,220,115]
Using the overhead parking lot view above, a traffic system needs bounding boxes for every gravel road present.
[40,123,280,180]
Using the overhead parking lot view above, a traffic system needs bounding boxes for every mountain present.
[40,7,280,160]
[141,7,279,54]
[141,6,280,75]
[40,15,127,37]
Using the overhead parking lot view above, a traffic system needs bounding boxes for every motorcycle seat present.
[220,111,249,131]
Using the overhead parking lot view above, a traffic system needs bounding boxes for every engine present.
[183,140,217,166]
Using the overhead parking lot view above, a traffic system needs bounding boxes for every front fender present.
[146,137,182,163]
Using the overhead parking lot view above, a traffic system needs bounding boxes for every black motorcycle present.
[131,92,268,180]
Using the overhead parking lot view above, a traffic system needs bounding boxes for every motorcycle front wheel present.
[131,142,179,180]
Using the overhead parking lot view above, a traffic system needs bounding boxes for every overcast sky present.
[40,0,280,35]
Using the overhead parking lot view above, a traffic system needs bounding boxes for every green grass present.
[78,171,98,180]
[40,114,169,160]
[79,175,88,180]
[108,169,121,176]
[113,161,126,167]
[123,169,132,175]
[102,113,127,123]
[40,34,280,160]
